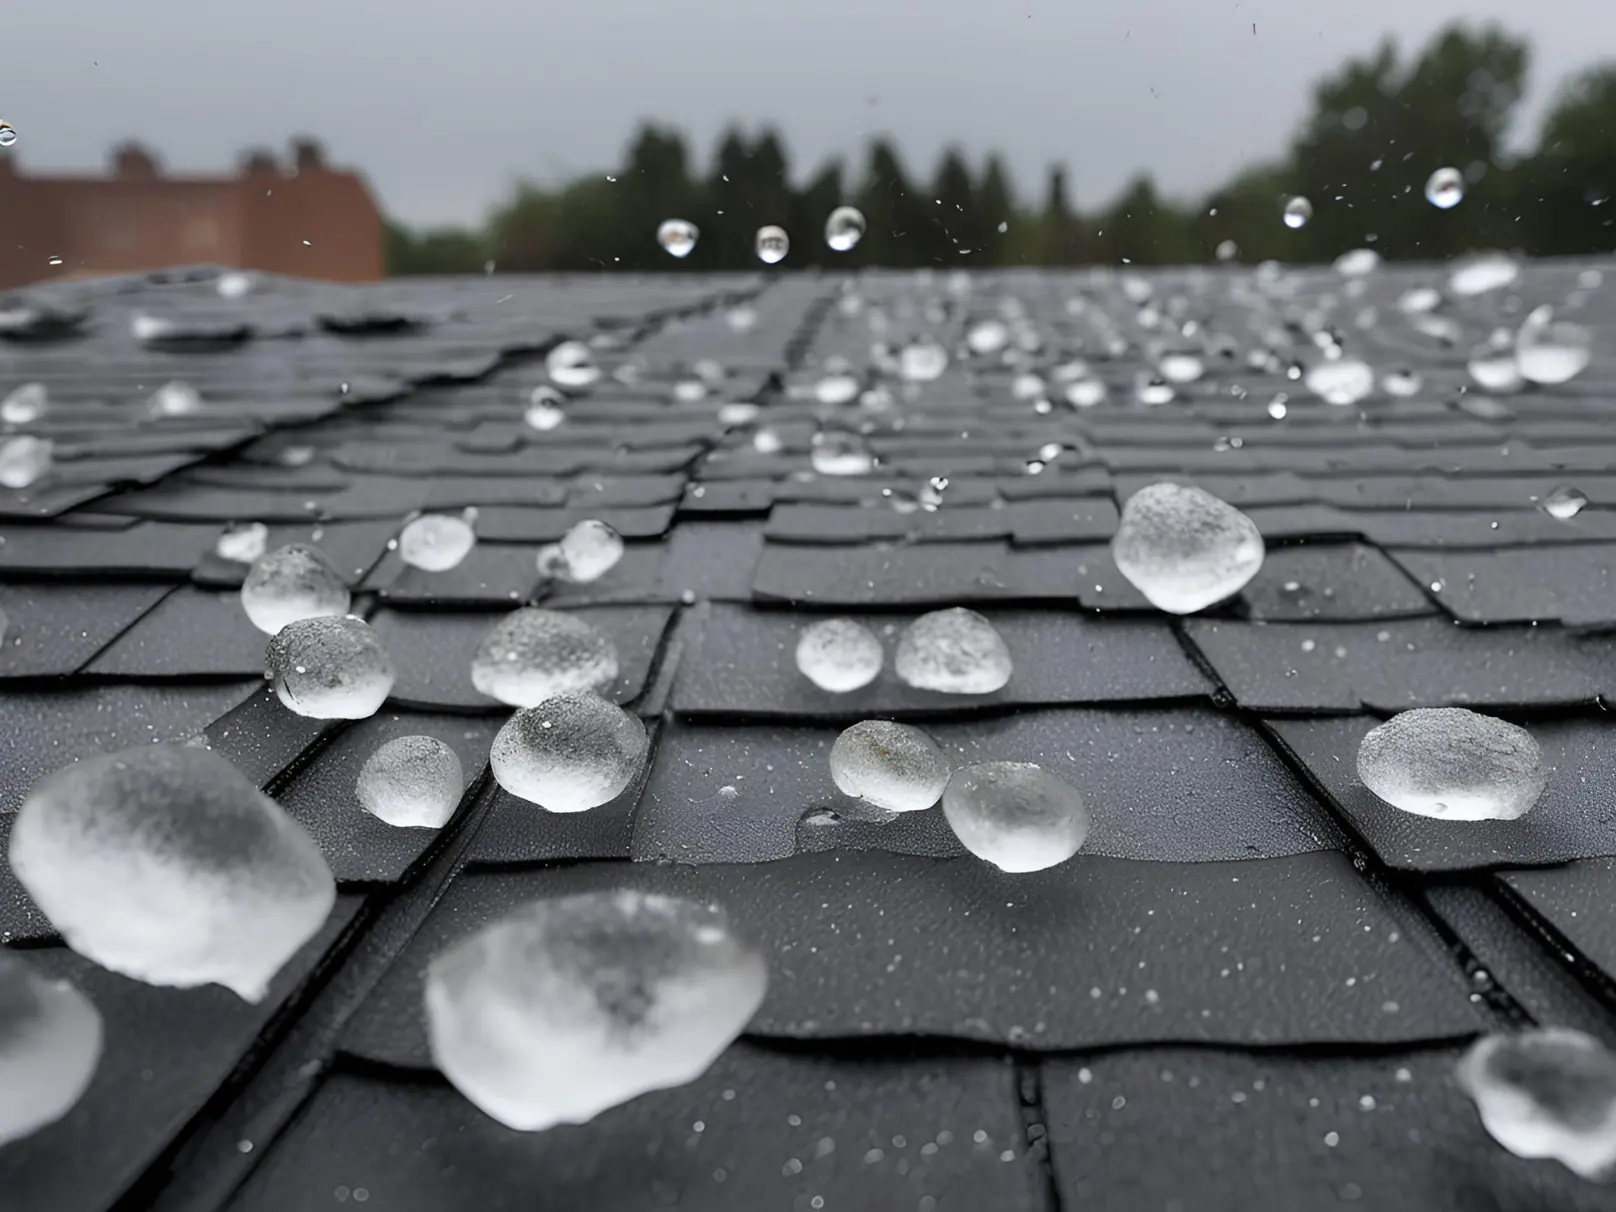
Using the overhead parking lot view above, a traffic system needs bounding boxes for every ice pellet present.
[546,340,601,389]
[470,607,619,708]
[1457,1029,1616,1180]
[425,890,766,1132]
[0,435,52,489]
[537,519,624,584]
[490,693,647,812]
[398,513,476,572]
[0,951,102,1147]
[356,735,465,829]
[150,380,202,417]
[1542,486,1588,521]
[240,543,350,635]
[1356,707,1545,821]
[894,608,1012,695]
[942,762,1090,873]
[0,382,47,424]
[1112,482,1265,614]
[264,615,396,720]
[1304,358,1374,405]
[829,720,951,813]
[8,745,335,1001]
[795,618,884,693]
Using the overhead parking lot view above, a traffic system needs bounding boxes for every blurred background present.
[0,0,1610,284]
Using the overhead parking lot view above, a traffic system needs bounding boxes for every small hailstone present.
[398,513,477,572]
[0,951,102,1147]
[356,736,464,828]
[1457,1029,1616,1180]
[215,521,269,565]
[546,340,600,389]
[470,608,619,708]
[0,435,52,489]
[1304,358,1374,405]
[150,380,202,417]
[490,692,648,812]
[1542,486,1588,521]
[1356,707,1545,821]
[894,608,1012,695]
[536,519,624,584]
[1516,306,1592,386]
[425,890,766,1131]
[525,386,567,431]
[1112,483,1264,614]
[240,543,351,635]
[8,745,335,1001]
[829,720,951,813]
[795,618,884,693]
[942,762,1090,873]
[264,615,396,720]
[0,382,47,424]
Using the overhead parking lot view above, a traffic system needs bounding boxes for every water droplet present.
[240,544,350,635]
[1113,483,1264,614]
[9,745,335,1001]
[356,736,464,829]
[810,431,873,476]
[1542,486,1588,521]
[825,206,867,252]
[490,691,646,812]
[1381,369,1422,398]
[1457,1029,1616,1180]
[755,225,790,266]
[1449,253,1519,297]
[1304,359,1374,406]
[1516,306,1592,385]
[0,952,101,1148]
[829,720,951,813]
[546,341,601,389]
[898,340,949,383]
[0,382,47,425]
[0,435,52,489]
[796,618,883,693]
[0,123,16,148]
[265,615,396,720]
[1357,708,1545,821]
[966,320,1009,356]
[656,219,698,259]
[942,762,1090,873]
[1425,166,1465,209]
[470,608,619,708]
[1334,249,1380,277]
[215,521,269,565]
[538,519,625,584]
[425,890,766,1131]
[150,380,202,417]
[1282,196,1313,229]
[524,385,567,431]
[895,608,1012,695]
[398,513,476,573]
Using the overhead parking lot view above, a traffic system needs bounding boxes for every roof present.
[1,259,1615,1211]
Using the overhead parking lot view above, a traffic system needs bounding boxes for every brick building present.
[0,138,384,290]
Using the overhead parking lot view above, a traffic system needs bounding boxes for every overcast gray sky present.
[0,0,1608,227]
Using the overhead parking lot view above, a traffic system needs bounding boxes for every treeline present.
[387,23,1616,274]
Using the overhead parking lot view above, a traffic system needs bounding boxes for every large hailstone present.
[942,761,1090,873]
[470,608,619,708]
[490,691,648,812]
[356,735,465,828]
[829,720,951,813]
[0,951,103,1146]
[264,615,396,720]
[1457,1029,1616,1180]
[894,608,1012,695]
[425,890,767,1131]
[1356,707,1546,821]
[8,745,336,1001]
[1111,482,1265,614]
[795,618,884,693]
[240,543,351,635]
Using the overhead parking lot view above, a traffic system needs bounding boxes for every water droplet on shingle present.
[1457,1029,1616,1180]
[656,219,698,259]
[425,890,766,1131]
[216,521,269,565]
[0,382,47,424]
[1282,196,1313,229]
[0,435,52,489]
[8,745,335,1001]
[537,519,624,583]
[755,225,790,265]
[1305,359,1374,405]
[1425,167,1465,209]
[1542,486,1588,520]
[898,341,949,383]
[470,608,619,708]
[240,544,350,635]
[895,608,1012,695]
[0,952,102,1147]
[825,206,866,252]
[1357,708,1545,821]
[1112,483,1264,614]
[1516,306,1591,385]
[265,615,395,720]
[942,762,1090,873]
[830,720,950,813]
[546,341,600,389]
[491,692,647,813]
[356,735,464,829]
[796,618,883,692]
[398,513,477,572]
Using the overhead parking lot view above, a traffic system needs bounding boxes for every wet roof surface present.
[1,260,1615,1211]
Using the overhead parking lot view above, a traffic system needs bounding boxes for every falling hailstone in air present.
[470,607,619,708]
[1282,196,1313,229]
[656,218,698,259]
[524,384,567,431]
[1449,252,1519,297]
[537,518,624,583]
[425,890,767,1132]
[356,735,464,829]
[215,520,269,565]
[0,122,16,148]
[824,206,867,252]
[1456,1029,1616,1180]
[150,380,202,417]
[0,951,102,1148]
[8,744,335,1001]
[240,543,351,634]
[942,762,1090,873]
[1334,248,1381,277]
[265,615,396,720]
[0,435,52,489]
[895,607,1012,695]
[829,719,951,813]
[796,617,884,692]
[1304,358,1375,405]
[546,340,601,389]
[1113,483,1264,614]
[1356,707,1545,821]
[490,691,647,812]
[898,340,949,383]
[1425,166,1465,210]
[1516,305,1592,385]
[755,225,790,265]
[1,381,47,424]
[398,512,477,573]
[1215,239,1239,262]
[1542,486,1589,521]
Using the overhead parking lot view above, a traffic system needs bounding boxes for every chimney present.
[291,138,326,175]
[111,143,162,180]
[239,148,281,179]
